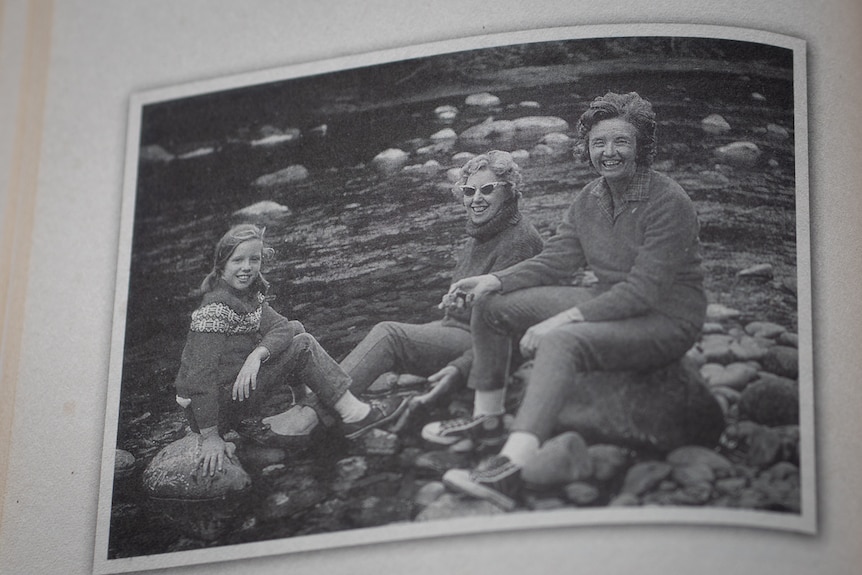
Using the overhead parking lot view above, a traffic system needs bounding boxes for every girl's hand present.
[519,308,584,358]
[439,275,502,310]
[233,347,268,401]
[195,428,236,477]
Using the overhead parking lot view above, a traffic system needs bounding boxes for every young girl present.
[174,224,406,476]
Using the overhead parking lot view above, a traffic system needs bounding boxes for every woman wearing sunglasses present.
[429,93,708,510]
[340,150,543,403]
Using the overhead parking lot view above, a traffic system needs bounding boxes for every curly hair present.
[575,92,657,166]
[456,150,523,197]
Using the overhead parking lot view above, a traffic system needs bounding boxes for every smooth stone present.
[778,332,799,348]
[669,482,713,505]
[460,119,516,143]
[232,200,292,219]
[745,426,783,468]
[608,493,640,507]
[621,461,672,496]
[711,385,741,405]
[745,321,786,339]
[556,357,725,452]
[715,477,748,495]
[511,149,530,165]
[666,445,733,476]
[706,303,741,321]
[512,116,569,135]
[766,461,799,481]
[309,124,327,137]
[370,148,410,173]
[115,449,136,478]
[700,336,734,364]
[739,377,799,426]
[332,456,369,491]
[142,434,251,499]
[415,493,505,521]
[529,143,556,159]
[434,105,459,120]
[261,463,286,476]
[766,123,790,139]
[703,323,725,335]
[251,129,300,146]
[519,100,541,108]
[521,431,593,486]
[698,170,731,188]
[416,142,453,156]
[564,482,600,505]
[703,362,759,390]
[464,92,501,107]
[525,495,567,511]
[261,478,327,521]
[177,146,215,159]
[445,167,462,184]
[671,462,716,487]
[729,336,769,362]
[751,92,767,101]
[761,345,799,379]
[140,144,174,163]
[253,164,309,187]
[588,444,629,482]
[451,151,476,163]
[430,128,457,140]
[540,132,571,148]
[414,481,447,507]
[652,159,675,172]
[714,141,762,168]
[737,263,774,279]
[701,113,731,134]
[353,428,400,455]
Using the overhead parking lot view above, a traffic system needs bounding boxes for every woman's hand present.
[519,308,584,358]
[233,346,268,401]
[195,427,236,477]
[439,275,502,310]
[417,365,461,405]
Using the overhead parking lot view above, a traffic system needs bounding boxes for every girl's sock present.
[500,431,540,467]
[334,391,371,423]
[473,389,505,417]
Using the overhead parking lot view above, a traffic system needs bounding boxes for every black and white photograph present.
[94,26,812,573]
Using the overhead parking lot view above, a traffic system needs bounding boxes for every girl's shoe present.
[421,414,505,447]
[343,396,409,440]
[442,455,522,511]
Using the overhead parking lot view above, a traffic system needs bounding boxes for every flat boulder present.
[253,164,309,187]
[555,357,725,452]
[142,433,251,500]
[232,200,292,219]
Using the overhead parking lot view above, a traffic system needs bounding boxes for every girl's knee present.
[291,332,319,352]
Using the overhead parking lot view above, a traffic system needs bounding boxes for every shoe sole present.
[344,397,409,440]
[442,468,517,511]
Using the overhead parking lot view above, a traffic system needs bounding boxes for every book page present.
[2,1,861,574]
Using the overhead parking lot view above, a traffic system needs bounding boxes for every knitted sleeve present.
[258,303,303,357]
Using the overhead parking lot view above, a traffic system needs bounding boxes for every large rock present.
[555,358,725,452]
[739,376,799,426]
[142,433,251,499]
[460,120,516,144]
[253,165,309,187]
[714,141,762,168]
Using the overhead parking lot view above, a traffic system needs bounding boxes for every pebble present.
[588,444,629,482]
[778,332,799,348]
[415,493,506,521]
[332,456,369,491]
[347,496,413,528]
[413,481,446,507]
[621,461,672,496]
[253,164,309,187]
[465,92,501,107]
[715,477,748,495]
[434,105,459,121]
[761,345,799,379]
[521,431,593,486]
[737,263,773,280]
[706,303,742,321]
[564,482,600,505]
[430,128,457,140]
[671,462,715,487]
[608,493,640,507]
[666,445,733,476]
[352,429,400,455]
[701,114,731,134]
[370,148,410,173]
[714,142,762,168]
[700,362,758,390]
[729,336,769,362]
[766,123,790,139]
[745,321,786,339]
[115,449,136,478]
[140,144,174,163]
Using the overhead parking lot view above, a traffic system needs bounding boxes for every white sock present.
[473,389,505,417]
[500,432,540,467]
[334,392,371,423]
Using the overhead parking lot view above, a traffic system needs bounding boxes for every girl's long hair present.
[198,224,274,294]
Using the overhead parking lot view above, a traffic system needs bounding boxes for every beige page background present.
[1,1,860,574]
